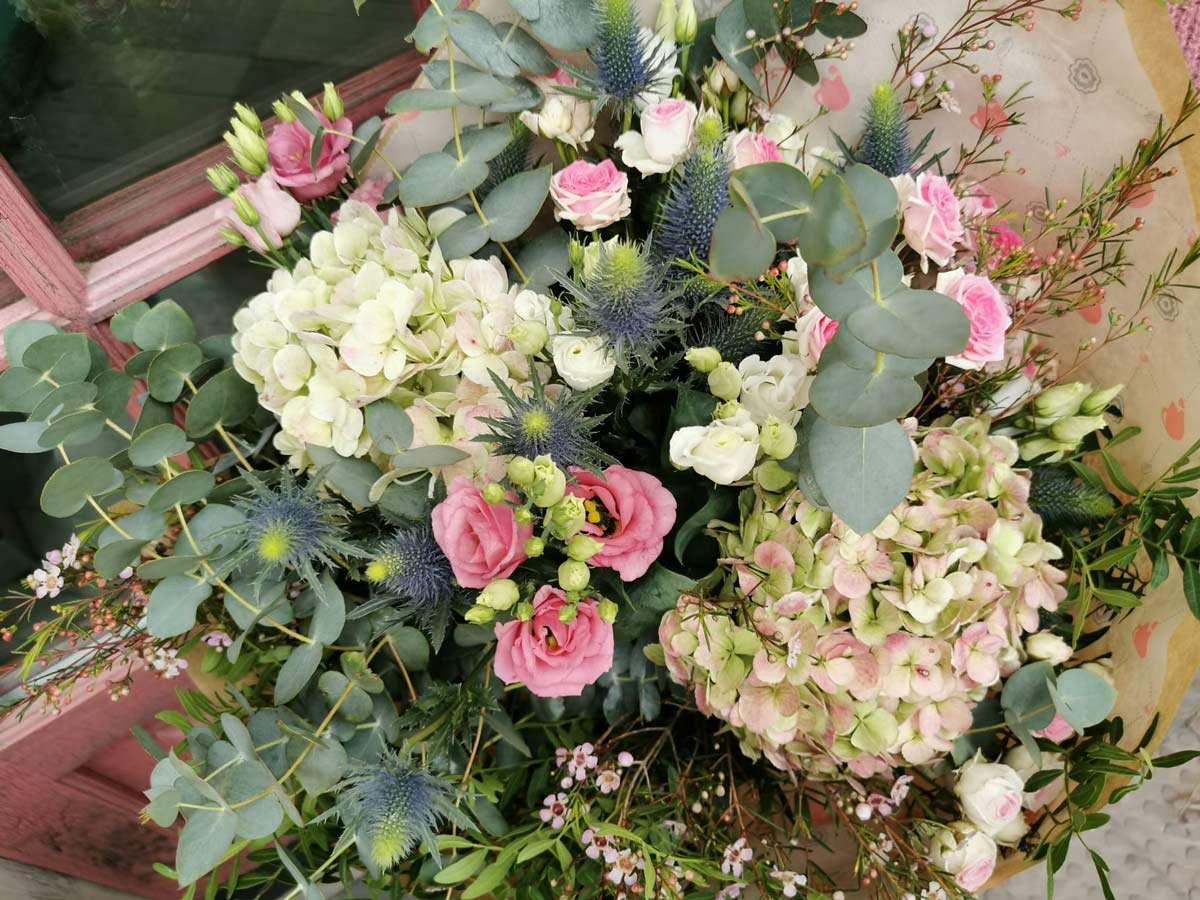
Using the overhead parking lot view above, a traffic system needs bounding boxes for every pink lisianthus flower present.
[227,174,302,252]
[431,477,532,588]
[267,111,352,200]
[566,465,676,581]
[493,586,615,697]
[935,269,1012,371]
[549,159,631,231]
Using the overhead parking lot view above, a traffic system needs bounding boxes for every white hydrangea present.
[232,200,567,470]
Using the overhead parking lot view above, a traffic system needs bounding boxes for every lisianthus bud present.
[1081,383,1123,416]
[530,456,567,507]
[557,602,579,623]
[514,507,534,525]
[273,98,297,122]
[567,534,604,561]
[231,190,259,227]
[675,0,698,43]
[524,536,546,557]
[516,601,535,621]
[655,0,677,40]
[234,102,262,132]
[510,320,550,355]
[230,119,269,171]
[756,459,795,492]
[217,226,248,247]
[708,60,738,94]
[1048,414,1107,444]
[481,482,506,505]
[559,560,591,592]
[597,597,619,623]
[686,346,722,373]
[289,89,313,110]
[1018,435,1072,462]
[206,163,240,196]
[707,362,742,401]
[1025,631,1072,665]
[549,495,587,540]
[464,605,496,624]
[322,82,344,120]
[478,579,520,611]
[713,399,741,419]
[507,456,537,486]
[760,415,798,460]
[569,238,587,276]
[1034,382,1090,421]
[730,86,750,126]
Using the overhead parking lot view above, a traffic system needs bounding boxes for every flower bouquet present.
[3,1,1200,898]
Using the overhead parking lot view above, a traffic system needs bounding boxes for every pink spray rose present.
[935,270,1012,370]
[493,585,615,696]
[901,172,966,269]
[227,173,302,252]
[726,129,784,170]
[566,465,677,581]
[267,112,353,201]
[550,159,632,232]
[431,477,533,588]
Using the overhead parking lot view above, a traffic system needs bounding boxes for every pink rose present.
[615,98,697,175]
[1032,712,1075,743]
[935,270,1012,370]
[227,174,302,252]
[267,112,352,201]
[901,172,966,268]
[431,477,532,588]
[807,312,839,362]
[550,159,632,232]
[726,130,784,170]
[493,585,615,696]
[956,855,996,893]
[566,465,677,581]
[959,185,998,222]
[988,225,1024,258]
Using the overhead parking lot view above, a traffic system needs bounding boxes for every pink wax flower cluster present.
[656,415,1066,778]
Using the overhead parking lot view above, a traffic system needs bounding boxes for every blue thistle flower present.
[233,470,359,575]
[858,83,912,177]
[335,752,465,871]
[478,369,613,471]
[560,239,679,367]
[590,0,667,106]
[655,119,731,268]
[361,522,458,649]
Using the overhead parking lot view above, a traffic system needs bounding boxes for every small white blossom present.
[150,648,189,679]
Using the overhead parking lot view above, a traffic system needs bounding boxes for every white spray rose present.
[615,98,698,175]
[954,753,1025,836]
[737,354,812,426]
[669,407,760,485]
[551,334,616,390]
[760,112,803,167]
[1024,631,1072,665]
[1003,744,1064,809]
[928,825,998,893]
[519,69,595,148]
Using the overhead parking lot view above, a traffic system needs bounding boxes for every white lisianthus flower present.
[736,354,811,426]
[953,753,1025,837]
[615,98,697,175]
[551,334,616,390]
[669,408,760,485]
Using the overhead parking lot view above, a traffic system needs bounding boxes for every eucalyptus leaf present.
[1054,667,1118,730]
[146,343,203,402]
[364,400,414,455]
[109,302,150,344]
[386,624,430,672]
[129,424,194,467]
[134,300,196,351]
[516,227,569,290]
[0,420,49,453]
[4,320,60,366]
[23,333,91,384]
[185,368,258,437]
[148,470,216,512]
[729,161,813,242]
[437,213,489,259]
[482,166,552,242]
[176,806,237,886]
[400,152,489,207]
[0,366,53,413]
[1000,661,1058,731]
[447,9,520,77]
[30,382,98,421]
[714,0,764,98]
[274,643,325,705]
[805,413,913,534]
[511,0,596,50]
[147,576,212,638]
[41,457,124,517]
[709,205,775,282]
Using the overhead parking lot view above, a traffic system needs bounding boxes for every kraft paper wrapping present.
[374,0,1200,887]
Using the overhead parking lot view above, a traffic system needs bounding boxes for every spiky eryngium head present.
[654,123,731,267]
[335,752,462,871]
[1028,465,1116,529]
[591,0,653,104]
[687,298,773,365]
[478,119,531,200]
[561,239,679,367]
[234,470,358,574]
[364,522,458,648]
[858,83,912,178]
[478,369,613,471]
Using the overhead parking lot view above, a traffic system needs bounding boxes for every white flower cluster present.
[232,201,570,476]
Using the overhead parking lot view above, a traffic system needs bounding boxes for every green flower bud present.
[481,482,506,505]
[509,320,549,355]
[206,163,240,196]
[568,238,587,277]
[655,0,677,40]
[289,89,313,111]
[478,578,520,611]
[273,98,297,122]
[514,507,534,525]
[231,119,269,170]
[322,82,344,121]
[1049,414,1107,445]
[707,362,742,401]
[707,61,738,94]
[530,455,567,507]
[686,346,722,374]
[523,536,546,558]
[756,459,795,493]
[516,601,535,621]
[549,495,588,541]
[567,534,604,561]
[558,560,591,592]
[730,86,750,126]
[507,456,537,486]
[759,415,798,460]
[1033,382,1091,421]
[1019,435,1073,462]
[1080,383,1123,416]
[597,597,618,623]
[557,602,578,623]
[217,227,248,247]
[675,0,698,44]
[233,102,262,132]
[464,605,496,624]
[231,190,259,227]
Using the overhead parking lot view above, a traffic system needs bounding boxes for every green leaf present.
[186,504,245,558]
[448,10,520,77]
[729,162,813,242]
[134,300,196,351]
[30,382,98,421]
[805,413,913,534]
[364,400,414,455]
[510,0,596,50]
[138,555,204,579]
[497,21,556,75]
[714,0,764,98]
[350,116,383,178]
[292,731,347,795]
[461,857,513,899]
[41,457,124,517]
[400,152,489,207]
[516,838,557,864]
[800,167,897,276]
[1184,560,1200,619]
[40,410,107,448]
[482,166,551,242]
[94,369,134,419]
[484,707,530,757]
[185,369,258,437]
[147,343,203,402]
[110,301,150,342]
[4,320,60,366]
[386,624,430,672]
[444,124,520,164]
[809,330,928,427]
[1000,661,1058,730]
[674,489,737,565]
[437,213,489,259]
[1054,668,1117,730]
[148,470,216,512]
[709,205,775,282]
[743,0,781,38]
[0,366,53,413]
[23,333,91,384]
[410,1,449,52]
[0,420,49,453]
[386,88,463,113]
[129,424,194,467]
[307,445,385,507]
[617,564,695,642]
[516,227,569,291]
[814,5,866,37]
[1152,749,1200,768]
[388,445,470,471]
[275,643,325,705]
[94,539,145,578]
[310,573,346,645]
[952,697,1003,764]
[434,850,488,885]
[147,576,212,638]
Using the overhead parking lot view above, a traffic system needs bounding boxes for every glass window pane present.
[0,0,417,219]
